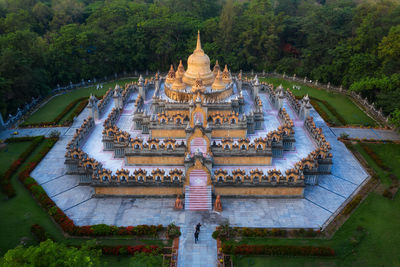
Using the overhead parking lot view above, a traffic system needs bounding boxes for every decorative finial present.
[196,30,202,52]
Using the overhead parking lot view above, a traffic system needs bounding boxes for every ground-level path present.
[177,211,227,267]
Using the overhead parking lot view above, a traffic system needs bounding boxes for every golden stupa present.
[177,60,185,77]
[166,65,176,84]
[211,70,226,90]
[171,71,186,90]
[213,60,221,77]
[182,31,215,86]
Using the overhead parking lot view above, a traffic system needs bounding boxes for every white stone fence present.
[236,71,391,128]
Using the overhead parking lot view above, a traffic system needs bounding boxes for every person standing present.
[194,230,199,244]
[196,223,202,233]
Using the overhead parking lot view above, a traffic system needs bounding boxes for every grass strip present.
[0,136,44,198]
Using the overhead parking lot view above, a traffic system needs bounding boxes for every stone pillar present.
[88,94,99,120]
[301,95,311,120]
[278,91,284,110]
[253,75,260,100]
[138,75,145,97]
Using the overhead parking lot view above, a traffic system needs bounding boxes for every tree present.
[389,108,400,128]
[378,25,400,75]
[1,239,100,267]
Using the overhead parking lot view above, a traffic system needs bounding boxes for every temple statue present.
[174,195,183,210]
[214,195,222,212]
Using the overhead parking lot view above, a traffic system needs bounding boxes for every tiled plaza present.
[26,88,373,266]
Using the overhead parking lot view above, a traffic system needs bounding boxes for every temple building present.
[64,32,332,210]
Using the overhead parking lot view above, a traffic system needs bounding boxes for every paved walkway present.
[178,211,226,267]
[330,127,400,141]
[0,127,70,140]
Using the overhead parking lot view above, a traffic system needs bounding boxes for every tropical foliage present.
[0,0,399,124]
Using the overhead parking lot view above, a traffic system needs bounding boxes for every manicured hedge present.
[222,244,335,257]
[342,195,362,216]
[213,227,320,240]
[30,223,160,256]
[0,136,44,198]
[360,143,391,171]
[311,97,347,125]
[63,99,88,124]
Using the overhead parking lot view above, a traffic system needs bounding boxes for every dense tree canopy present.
[0,0,399,122]
[1,239,100,267]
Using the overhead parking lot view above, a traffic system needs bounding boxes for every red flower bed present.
[101,245,160,256]
[222,244,335,257]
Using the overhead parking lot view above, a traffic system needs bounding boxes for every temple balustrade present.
[212,167,304,186]
[65,145,185,188]
[91,167,184,185]
[66,117,95,150]
[285,89,302,116]
[103,108,121,128]
[164,82,234,103]
[97,88,113,115]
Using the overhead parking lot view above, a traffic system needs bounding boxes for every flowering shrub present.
[213,226,320,240]
[222,244,335,256]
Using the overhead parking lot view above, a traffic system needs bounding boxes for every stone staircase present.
[185,185,212,211]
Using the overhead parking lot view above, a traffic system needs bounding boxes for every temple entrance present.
[189,168,208,186]
[190,137,207,156]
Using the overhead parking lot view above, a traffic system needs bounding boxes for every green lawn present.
[230,142,400,266]
[0,142,32,173]
[25,78,137,124]
[351,142,400,186]
[260,77,377,127]
[0,138,167,257]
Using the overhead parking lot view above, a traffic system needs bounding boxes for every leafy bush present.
[49,130,60,138]
[167,223,181,239]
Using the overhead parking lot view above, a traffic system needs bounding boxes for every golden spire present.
[222,64,232,84]
[213,60,220,76]
[178,60,185,75]
[195,30,203,52]
[166,65,176,84]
